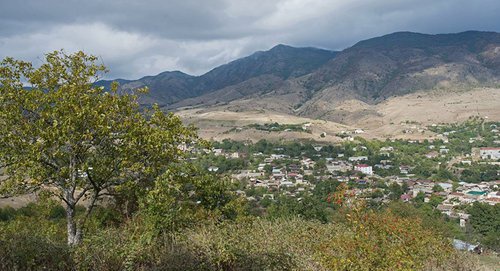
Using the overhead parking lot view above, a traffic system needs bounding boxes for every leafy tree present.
[263,164,272,175]
[141,164,238,234]
[388,182,403,200]
[432,184,444,193]
[413,191,426,207]
[468,202,500,250]
[428,195,444,208]
[434,168,456,181]
[370,189,384,199]
[0,51,197,245]
[401,182,409,193]
[312,179,341,202]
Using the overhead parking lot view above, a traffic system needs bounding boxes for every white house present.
[327,161,353,173]
[208,166,219,172]
[354,164,373,175]
[439,148,450,154]
[380,146,394,152]
[479,148,500,160]
[213,149,224,156]
[349,156,368,162]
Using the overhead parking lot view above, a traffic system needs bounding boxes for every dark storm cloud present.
[1,0,499,79]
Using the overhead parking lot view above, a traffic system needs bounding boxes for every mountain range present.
[98,31,500,121]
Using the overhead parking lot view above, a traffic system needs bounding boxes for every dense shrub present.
[0,211,71,271]
[0,207,482,271]
[181,218,336,270]
[0,232,73,271]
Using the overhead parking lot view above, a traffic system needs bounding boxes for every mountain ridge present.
[97,30,500,119]
[98,44,338,106]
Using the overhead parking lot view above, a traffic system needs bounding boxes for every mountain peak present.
[269,44,293,51]
[97,31,499,110]
[351,30,500,50]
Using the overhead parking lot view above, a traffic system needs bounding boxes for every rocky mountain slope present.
[98,45,337,106]
[99,31,500,122]
[297,31,500,119]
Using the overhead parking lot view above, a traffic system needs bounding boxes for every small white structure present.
[208,166,219,172]
[439,148,450,154]
[213,149,224,156]
[480,148,500,160]
[349,156,368,162]
[313,146,323,152]
[354,164,373,175]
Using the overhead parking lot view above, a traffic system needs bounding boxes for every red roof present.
[450,192,464,196]
[400,194,412,200]
[480,147,500,150]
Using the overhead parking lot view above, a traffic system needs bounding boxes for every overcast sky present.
[1,0,499,79]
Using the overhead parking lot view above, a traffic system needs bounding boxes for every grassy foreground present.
[0,198,487,271]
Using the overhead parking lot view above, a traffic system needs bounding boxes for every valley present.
[177,87,500,142]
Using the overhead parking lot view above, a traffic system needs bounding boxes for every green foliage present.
[247,122,310,133]
[317,187,462,270]
[0,206,16,221]
[196,154,247,173]
[140,164,247,235]
[317,210,455,270]
[428,195,445,208]
[413,191,426,206]
[313,179,341,201]
[388,182,403,200]
[433,184,445,192]
[0,51,495,269]
[0,231,73,271]
[0,51,198,245]
[266,194,331,222]
[468,202,500,250]
[0,196,476,270]
[460,164,499,183]
[386,201,463,239]
[0,201,72,270]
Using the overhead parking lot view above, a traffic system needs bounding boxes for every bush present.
[316,210,455,270]
[181,218,335,270]
[74,219,203,271]
[0,206,475,271]
[0,233,73,271]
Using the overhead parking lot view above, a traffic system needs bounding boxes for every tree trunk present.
[66,204,81,246]
[64,187,82,246]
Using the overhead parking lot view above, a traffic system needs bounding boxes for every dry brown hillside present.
[177,87,500,142]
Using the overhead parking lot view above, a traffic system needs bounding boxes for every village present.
[200,121,500,228]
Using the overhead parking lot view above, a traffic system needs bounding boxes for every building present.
[479,148,500,160]
[208,166,219,172]
[327,161,352,173]
[213,149,224,156]
[399,165,411,175]
[425,151,439,159]
[313,146,323,152]
[354,164,373,175]
[349,156,368,162]
[400,194,412,202]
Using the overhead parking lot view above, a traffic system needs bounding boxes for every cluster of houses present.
[204,140,500,228]
[416,180,499,227]
[235,154,315,191]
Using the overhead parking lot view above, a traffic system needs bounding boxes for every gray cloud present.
[1,0,499,79]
